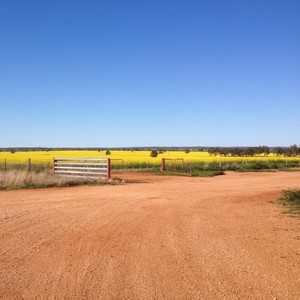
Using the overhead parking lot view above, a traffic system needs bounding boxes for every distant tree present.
[150,150,158,158]
[219,148,230,156]
[231,148,241,157]
[290,144,299,157]
[273,147,284,156]
[158,148,164,154]
[256,145,269,156]
[208,148,219,156]
[242,147,255,157]
[105,150,111,155]
[262,146,270,156]
[10,149,15,154]
[185,149,190,154]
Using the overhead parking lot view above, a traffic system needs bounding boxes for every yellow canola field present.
[0,150,299,166]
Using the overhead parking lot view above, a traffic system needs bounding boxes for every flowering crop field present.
[0,150,299,167]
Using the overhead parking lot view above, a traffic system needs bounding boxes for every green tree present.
[273,147,284,156]
[150,150,158,158]
[290,144,299,157]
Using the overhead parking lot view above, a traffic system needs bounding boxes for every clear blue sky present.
[1,1,299,147]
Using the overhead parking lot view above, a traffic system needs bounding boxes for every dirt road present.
[0,172,299,299]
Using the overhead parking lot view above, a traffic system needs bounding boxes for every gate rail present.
[53,158,111,180]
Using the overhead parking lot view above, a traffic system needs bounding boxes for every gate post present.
[52,158,55,175]
[107,158,111,179]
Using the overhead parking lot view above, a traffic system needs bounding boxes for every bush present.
[278,189,300,216]
[279,189,300,205]
[150,150,158,158]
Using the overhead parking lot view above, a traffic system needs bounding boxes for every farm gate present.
[53,158,111,180]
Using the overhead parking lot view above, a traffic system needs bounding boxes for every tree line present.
[1,145,299,157]
[208,145,300,157]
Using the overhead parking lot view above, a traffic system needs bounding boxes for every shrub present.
[278,189,300,216]
[150,150,158,158]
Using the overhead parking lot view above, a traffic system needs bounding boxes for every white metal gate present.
[53,158,111,180]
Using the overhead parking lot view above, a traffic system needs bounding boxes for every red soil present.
[0,171,299,299]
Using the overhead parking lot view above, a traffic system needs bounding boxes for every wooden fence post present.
[161,158,165,172]
[4,159,7,171]
[28,158,31,171]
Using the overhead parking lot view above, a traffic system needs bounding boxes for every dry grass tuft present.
[0,170,117,190]
[278,189,300,217]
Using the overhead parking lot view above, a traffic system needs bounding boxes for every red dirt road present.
[0,172,300,299]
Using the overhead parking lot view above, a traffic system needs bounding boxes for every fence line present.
[2,158,32,171]
[161,158,184,172]
[110,159,125,170]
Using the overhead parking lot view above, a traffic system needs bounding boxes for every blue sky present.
[1,0,299,147]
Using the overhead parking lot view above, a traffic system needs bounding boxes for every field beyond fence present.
[1,150,300,173]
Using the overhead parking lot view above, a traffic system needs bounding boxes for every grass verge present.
[277,189,300,217]
[0,170,121,190]
[1,160,300,173]
[149,169,225,177]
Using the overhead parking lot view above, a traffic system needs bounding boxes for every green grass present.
[149,169,224,177]
[190,170,225,177]
[278,168,300,172]
[277,189,300,217]
[1,160,300,179]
